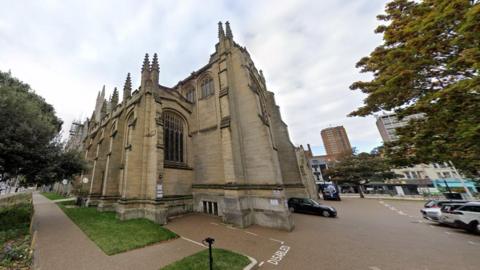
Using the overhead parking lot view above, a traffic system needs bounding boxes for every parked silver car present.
[421,200,468,222]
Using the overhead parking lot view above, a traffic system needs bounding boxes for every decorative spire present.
[225,21,233,39]
[218,21,225,39]
[151,53,159,71]
[123,73,132,100]
[100,100,107,118]
[106,95,112,113]
[111,87,119,107]
[101,85,106,98]
[150,53,160,86]
[142,53,150,72]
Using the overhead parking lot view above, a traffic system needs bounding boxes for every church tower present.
[186,21,310,230]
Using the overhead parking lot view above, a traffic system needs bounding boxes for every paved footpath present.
[32,193,202,270]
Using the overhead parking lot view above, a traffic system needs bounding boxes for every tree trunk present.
[358,184,365,198]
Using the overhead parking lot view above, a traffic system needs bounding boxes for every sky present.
[0,0,388,155]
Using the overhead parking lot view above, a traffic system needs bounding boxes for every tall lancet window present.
[163,112,184,163]
[200,77,214,98]
[186,88,195,103]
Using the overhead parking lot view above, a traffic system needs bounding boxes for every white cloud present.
[0,0,388,154]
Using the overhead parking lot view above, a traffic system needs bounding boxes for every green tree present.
[324,152,398,198]
[350,0,480,176]
[23,141,87,186]
[0,71,85,185]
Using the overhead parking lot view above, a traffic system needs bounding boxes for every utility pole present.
[450,161,472,199]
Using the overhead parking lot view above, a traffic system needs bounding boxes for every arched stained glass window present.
[163,112,184,163]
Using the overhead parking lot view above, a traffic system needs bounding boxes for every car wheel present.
[467,221,479,233]
[289,207,295,213]
[322,210,330,217]
[453,220,463,228]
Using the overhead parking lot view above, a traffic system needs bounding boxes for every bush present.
[0,228,29,244]
[0,235,32,268]
[0,202,33,269]
[0,203,33,231]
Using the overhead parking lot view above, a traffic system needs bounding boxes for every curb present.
[179,236,258,269]
[52,197,76,203]
[31,198,40,270]
[243,255,258,270]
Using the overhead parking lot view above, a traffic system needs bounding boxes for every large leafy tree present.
[350,0,480,176]
[0,71,85,185]
[324,152,398,198]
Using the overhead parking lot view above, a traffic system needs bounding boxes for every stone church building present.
[81,22,316,231]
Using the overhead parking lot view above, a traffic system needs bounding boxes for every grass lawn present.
[161,248,251,270]
[58,204,178,255]
[41,192,68,200]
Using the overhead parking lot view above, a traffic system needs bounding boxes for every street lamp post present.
[203,237,215,270]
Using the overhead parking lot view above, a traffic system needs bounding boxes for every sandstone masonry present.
[81,22,315,231]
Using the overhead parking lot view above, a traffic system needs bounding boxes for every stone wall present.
[82,22,310,231]
[0,192,32,208]
[163,168,194,196]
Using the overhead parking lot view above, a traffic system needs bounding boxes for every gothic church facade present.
[82,22,316,230]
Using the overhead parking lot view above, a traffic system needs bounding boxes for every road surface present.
[165,198,480,270]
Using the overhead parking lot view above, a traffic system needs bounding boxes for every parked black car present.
[288,197,337,217]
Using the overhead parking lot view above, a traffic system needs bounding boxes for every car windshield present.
[425,201,436,207]
[305,199,320,206]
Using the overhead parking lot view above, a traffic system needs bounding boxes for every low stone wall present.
[0,191,33,208]
[54,182,73,196]
[115,196,194,225]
